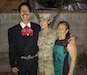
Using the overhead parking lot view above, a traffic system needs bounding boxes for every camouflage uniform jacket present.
[38,28,57,75]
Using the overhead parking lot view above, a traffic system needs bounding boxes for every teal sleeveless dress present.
[53,39,76,75]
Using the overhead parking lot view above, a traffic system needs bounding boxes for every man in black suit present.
[8,2,40,75]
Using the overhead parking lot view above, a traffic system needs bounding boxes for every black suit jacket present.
[8,22,40,68]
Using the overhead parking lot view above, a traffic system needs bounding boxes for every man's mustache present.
[22,14,28,16]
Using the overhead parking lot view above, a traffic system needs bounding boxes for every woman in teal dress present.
[53,21,77,75]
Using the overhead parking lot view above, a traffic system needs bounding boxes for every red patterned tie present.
[21,26,33,36]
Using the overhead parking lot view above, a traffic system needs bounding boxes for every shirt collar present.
[20,21,31,28]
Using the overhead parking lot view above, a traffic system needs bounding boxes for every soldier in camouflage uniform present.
[37,14,57,75]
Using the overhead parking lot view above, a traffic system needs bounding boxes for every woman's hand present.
[68,35,77,45]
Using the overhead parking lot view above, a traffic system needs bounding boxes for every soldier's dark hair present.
[18,2,31,12]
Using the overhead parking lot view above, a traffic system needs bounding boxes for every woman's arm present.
[67,43,77,75]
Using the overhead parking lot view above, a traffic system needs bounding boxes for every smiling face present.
[19,5,31,24]
[57,23,69,39]
[39,19,50,30]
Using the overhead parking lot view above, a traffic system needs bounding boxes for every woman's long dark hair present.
[57,21,70,52]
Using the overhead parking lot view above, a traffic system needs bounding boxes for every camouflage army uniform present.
[38,28,57,75]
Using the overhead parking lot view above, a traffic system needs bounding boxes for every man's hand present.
[11,67,19,73]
